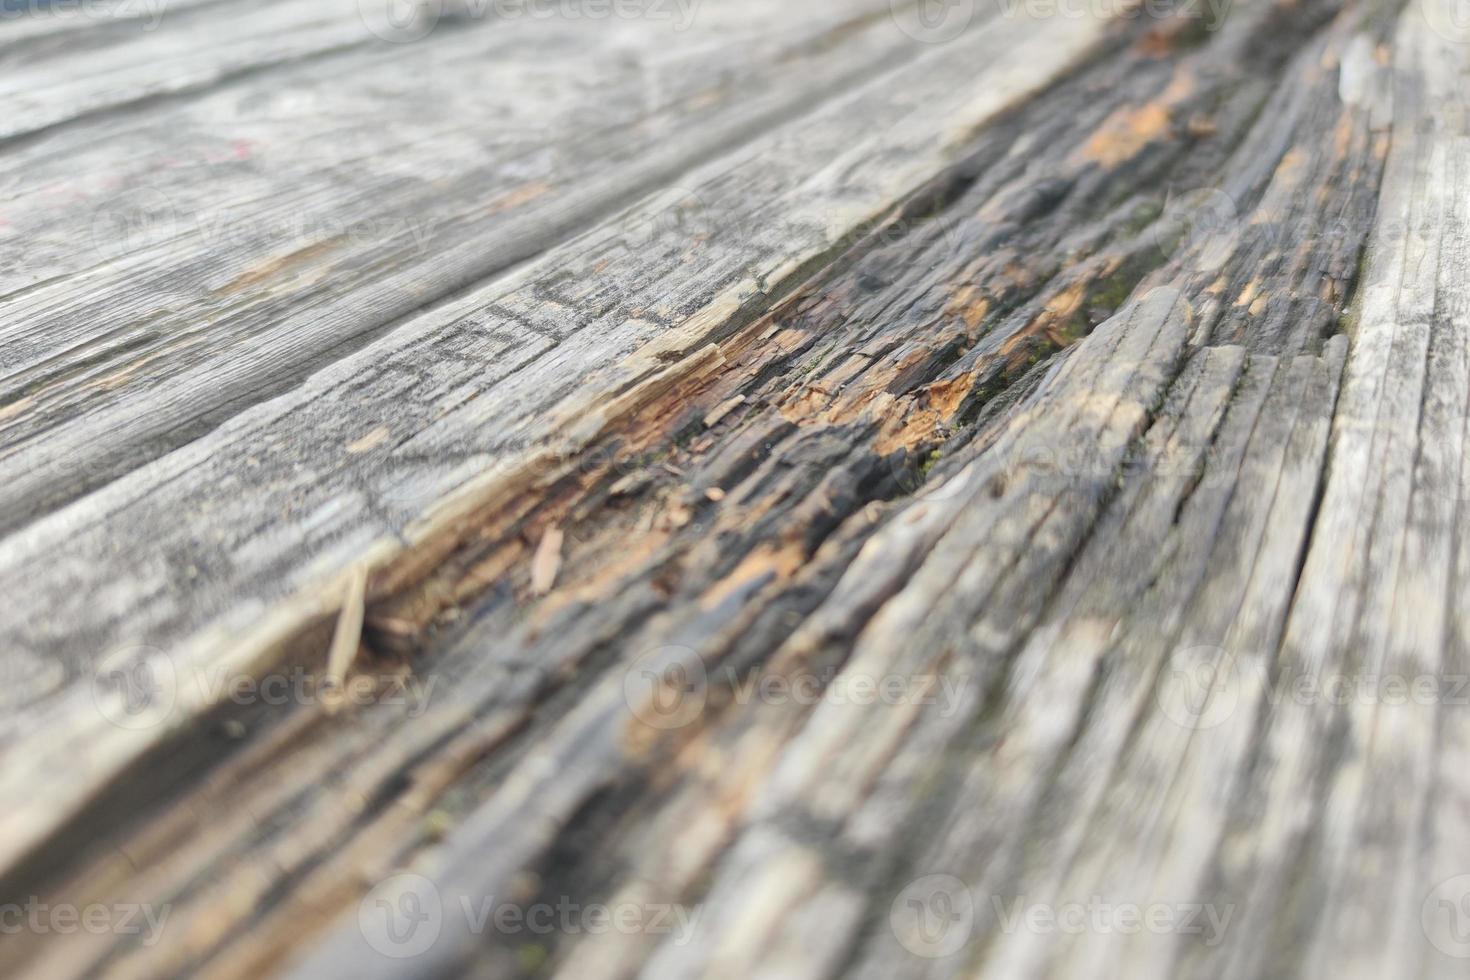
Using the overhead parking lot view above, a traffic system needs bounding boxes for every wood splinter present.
[322,565,369,715]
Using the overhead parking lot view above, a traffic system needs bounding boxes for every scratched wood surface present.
[1,0,1468,976]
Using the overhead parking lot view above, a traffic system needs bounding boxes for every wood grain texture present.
[0,0,1112,880]
[0,0,904,525]
[0,0,1466,976]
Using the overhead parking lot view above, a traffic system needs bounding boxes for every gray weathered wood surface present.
[1,0,1468,975]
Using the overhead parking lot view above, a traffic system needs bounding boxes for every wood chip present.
[530,528,565,595]
[703,394,746,428]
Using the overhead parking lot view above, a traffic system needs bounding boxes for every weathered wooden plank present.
[1209,7,1470,976]
[0,0,1115,917]
[3,0,1466,976]
[269,1,1411,976]
[0,0,904,527]
[0,0,386,143]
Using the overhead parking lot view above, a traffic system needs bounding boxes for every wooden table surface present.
[1,0,1468,975]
